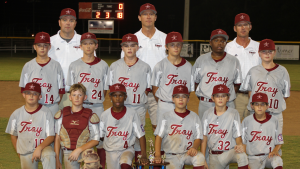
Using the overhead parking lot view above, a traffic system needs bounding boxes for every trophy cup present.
[148,138,155,164]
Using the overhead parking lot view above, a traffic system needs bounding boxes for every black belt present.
[238,90,248,94]
[211,151,224,155]
[200,97,213,102]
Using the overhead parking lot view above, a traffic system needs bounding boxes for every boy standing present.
[154,85,205,169]
[5,82,56,169]
[54,84,100,169]
[242,93,283,169]
[201,84,249,169]
[20,32,65,115]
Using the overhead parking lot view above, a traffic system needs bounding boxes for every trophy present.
[137,154,142,164]
[148,138,155,164]
[161,154,166,164]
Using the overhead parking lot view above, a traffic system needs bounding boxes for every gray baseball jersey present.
[19,58,65,104]
[151,58,194,102]
[240,64,290,113]
[67,57,109,103]
[99,106,145,152]
[192,52,242,101]
[5,105,55,155]
[202,107,242,151]
[242,113,284,156]
[106,58,151,105]
[154,110,203,154]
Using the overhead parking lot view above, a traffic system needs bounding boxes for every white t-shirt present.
[121,27,167,71]
[225,37,261,82]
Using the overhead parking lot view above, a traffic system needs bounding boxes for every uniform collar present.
[138,27,159,40]
[233,37,255,50]
[57,30,79,43]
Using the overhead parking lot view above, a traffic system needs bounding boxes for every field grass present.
[1,117,299,169]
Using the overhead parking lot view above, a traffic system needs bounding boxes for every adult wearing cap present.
[121,3,167,131]
[225,13,261,121]
[48,8,84,110]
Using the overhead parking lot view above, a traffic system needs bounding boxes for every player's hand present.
[204,161,208,169]
[154,155,161,164]
[234,144,245,153]
[56,160,62,169]
[186,147,198,157]
[68,148,81,161]
[268,149,280,159]
[140,154,148,165]
[31,146,42,162]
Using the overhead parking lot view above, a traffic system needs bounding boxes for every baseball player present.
[54,83,100,169]
[200,84,249,169]
[67,32,109,168]
[106,33,151,163]
[48,8,85,110]
[242,92,283,169]
[121,3,168,131]
[225,13,261,121]
[192,29,242,119]
[240,39,291,129]
[154,85,205,169]
[99,83,148,169]
[151,31,194,125]
[19,32,65,116]
[5,82,56,169]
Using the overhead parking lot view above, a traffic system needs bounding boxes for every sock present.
[135,151,144,169]
[153,151,165,169]
[97,148,106,169]
[121,163,132,169]
[193,166,204,169]
[238,165,249,169]
[275,167,283,169]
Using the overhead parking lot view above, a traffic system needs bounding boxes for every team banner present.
[180,43,193,57]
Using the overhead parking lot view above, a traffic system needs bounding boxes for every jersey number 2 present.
[217,141,230,150]
[35,138,44,148]
[92,90,102,100]
[133,94,140,104]
[45,94,54,104]
[186,142,192,150]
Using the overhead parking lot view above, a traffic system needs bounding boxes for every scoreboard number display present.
[79,2,124,19]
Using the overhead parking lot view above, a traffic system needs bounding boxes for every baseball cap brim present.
[109,91,127,95]
[120,42,138,46]
[140,9,157,15]
[81,39,98,44]
[210,35,229,41]
[60,15,76,20]
[172,93,189,96]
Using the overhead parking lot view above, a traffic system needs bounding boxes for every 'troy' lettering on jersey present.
[32,78,52,92]
[255,82,278,97]
[165,74,187,86]
[168,124,193,140]
[118,77,140,92]
[208,124,228,138]
[249,131,273,145]
[19,121,43,137]
[79,73,101,87]
[205,72,229,85]
[106,126,129,140]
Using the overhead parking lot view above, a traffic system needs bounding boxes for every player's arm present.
[54,134,62,169]
[154,135,162,163]
[152,86,159,102]
[234,137,245,153]
[32,136,54,162]
[69,140,99,161]
[139,136,148,165]
[234,84,240,93]
[269,145,282,158]
[187,139,200,157]
[10,135,19,158]
[200,136,208,169]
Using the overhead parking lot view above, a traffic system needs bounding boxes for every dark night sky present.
[1,0,300,41]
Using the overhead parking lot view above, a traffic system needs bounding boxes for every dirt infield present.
[1,81,299,136]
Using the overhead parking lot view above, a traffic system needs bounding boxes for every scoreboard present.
[79,2,124,19]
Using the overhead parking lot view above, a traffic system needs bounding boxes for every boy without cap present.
[67,32,109,168]
[19,32,65,116]
[99,83,148,169]
[5,82,56,169]
[54,84,100,169]
[240,39,290,129]
[201,84,249,169]
[154,85,205,169]
[242,93,283,169]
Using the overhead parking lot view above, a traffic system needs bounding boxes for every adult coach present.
[48,8,83,109]
[121,3,167,131]
[225,13,261,121]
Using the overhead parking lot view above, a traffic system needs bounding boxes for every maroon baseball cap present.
[235,13,251,25]
[172,85,189,96]
[251,93,268,103]
[81,32,98,44]
[23,82,41,94]
[109,83,127,95]
[139,3,157,15]
[212,84,230,95]
[120,33,138,45]
[259,39,275,52]
[210,29,229,41]
[60,8,76,19]
[166,32,183,45]
[34,32,50,44]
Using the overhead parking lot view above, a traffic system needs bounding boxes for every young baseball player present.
[201,84,249,169]
[99,83,148,169]
[67,32,109,168]
[5,82,56,169]
[242,93,283,169]
[192,29,242,119]
[54,83,100,169]
[151,31,194,126]
[19,32,65,116]
[240,39,291,129]
[106,33,151,162]
[154,85,205,169]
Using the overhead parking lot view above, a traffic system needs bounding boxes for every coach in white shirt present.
[225,13,261,121]
[121,3,167,131]
[48,8,83,110]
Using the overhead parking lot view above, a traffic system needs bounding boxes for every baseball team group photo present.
[0,1,300,169]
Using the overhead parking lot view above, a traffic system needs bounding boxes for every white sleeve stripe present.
[70,71,74,85]
[155,71,162,86]
[10,119,16,135]
[235,69,241,84]
[234,120,241,136]
[91,123,100,140]
[133,122,142,138]
[57,74,61,89]
[46,120,49,137]
[24,73,28,87]
[203,119,208,135]
[100,122,105,137]
[56,118,62,134]
[147,73,151,88]
[104,74,108,86]
[109,70,113,85]
[242,126,247,144]
[158,120,166,137]
[194,68,201,82]
[195,123,201,139]
[283,80,290,97]
[190,75,194,92]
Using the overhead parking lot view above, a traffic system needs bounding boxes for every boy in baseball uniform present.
[192,29,242,119]
[5,82,56,169]
[67,32,109,167]
[106,33,151,162]
[54,83,100,169]
[99,83,148,169]
[154,85,205,169]
[201,84,249,169]
[240,39,290,129]
[19,32,65,116]
[151,31,194,126]
[242,93,283,169]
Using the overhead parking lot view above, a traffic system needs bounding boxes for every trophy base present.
[134,162,170,169]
